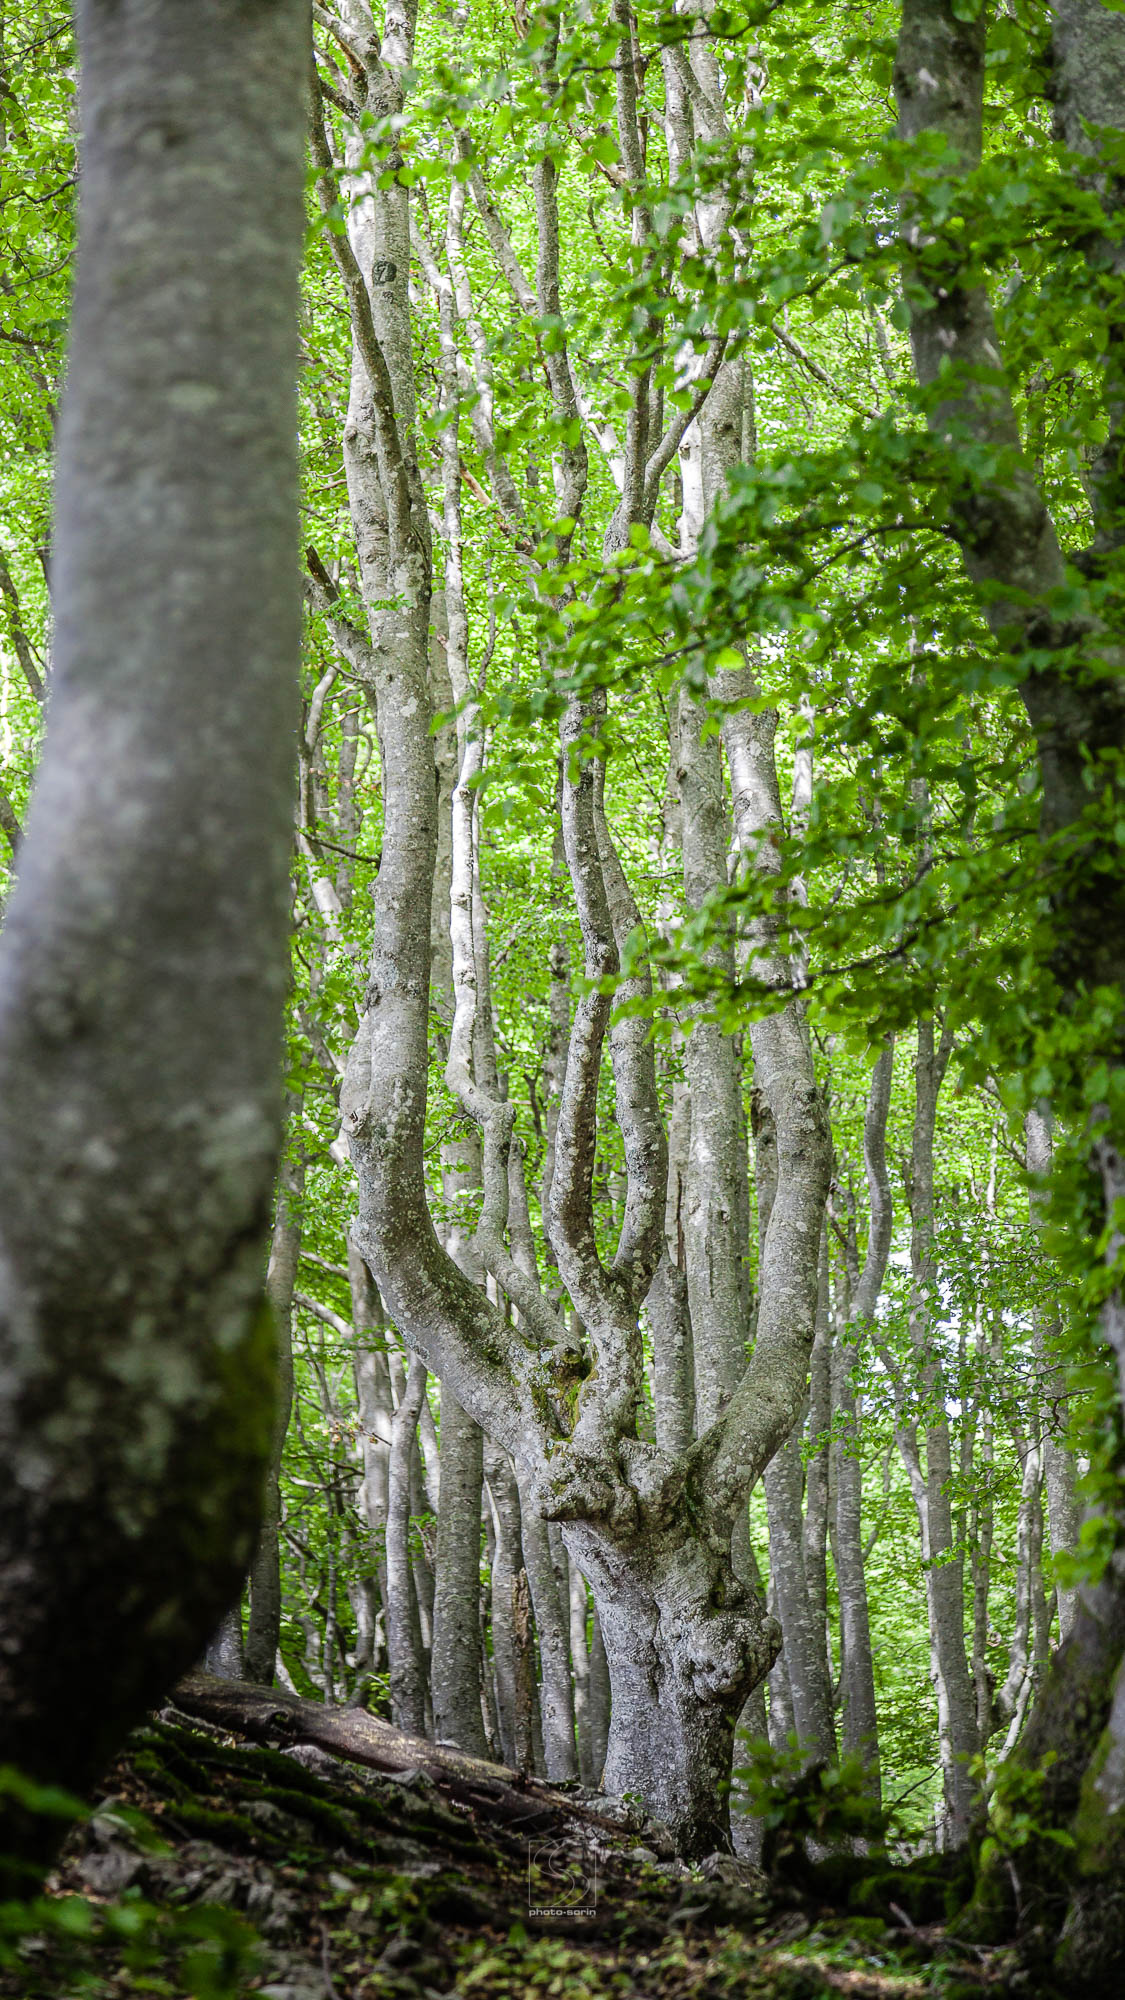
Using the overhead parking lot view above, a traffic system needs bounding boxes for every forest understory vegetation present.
[1,1682,997,2000]
[4,0,1125,1993]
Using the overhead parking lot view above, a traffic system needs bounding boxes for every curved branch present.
[308,73,415,558]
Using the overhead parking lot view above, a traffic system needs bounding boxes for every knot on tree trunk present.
[683,1593,782,1708]
[535,1444,640,1534]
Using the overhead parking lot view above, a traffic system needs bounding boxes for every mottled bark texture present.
[895,0,1125,1964]
[0,0,306,1884]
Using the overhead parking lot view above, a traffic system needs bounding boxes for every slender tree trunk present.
[764,1424,837,1762]
[675,687,747,1435]
[386,1356,428,1735]
[1026,1103,1080,1640]
[245,1142,303,1685]
[756,1084,836,1764]
[485,1445,536,1772]
[351,1238,393,1626]
[767,1595,796,1752]
[911,1021,978,1845]
[648,721,695,1458]
[831,1340,878,1785]
[803,1232,834,1702]
[520,1491,578,1779]
[431,1384,488,1755]
[587,1603,610,1783]
[569,1563,594,1783]
[832,1043,894,1793]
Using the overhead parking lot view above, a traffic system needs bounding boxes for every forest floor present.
[2,1695,1011,2000]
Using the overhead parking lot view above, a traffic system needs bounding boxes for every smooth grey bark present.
[909,1020,978,1846]
[675,686,747,1435]
[509,1124,578,1780]
[767,1587,796,1752]
[351,1235,393,1625]
[647,721,694,1456]
[428,661,488,1758]
[569,1561,594,1784]
[756,1075,835,1765]
[431,1382,487,1755]
[764,1423,836,1762]
[386,1355,428,1734]
[587,1604,610,1782]
[485,1444,536,1773]
[1026,1103,1080,1640]
[520,1487,579,1780]
[540,820,571,1276]
[245,1143,303,1685]
[833,1044,894,1793]
[0,0,306,1860]
[802,1234,833,1694]
[731,1678,769,1865]
[204,1603,244,1680]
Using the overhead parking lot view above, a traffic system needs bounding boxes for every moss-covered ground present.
[0,1712,1011,1999]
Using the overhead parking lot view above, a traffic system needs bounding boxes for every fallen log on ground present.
[172,1670,643,1845]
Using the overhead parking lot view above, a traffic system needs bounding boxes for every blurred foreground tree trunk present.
[0,0,307,1887]
[895,0,1125,1972]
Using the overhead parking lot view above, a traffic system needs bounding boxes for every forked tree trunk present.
[566,1521,779,1858]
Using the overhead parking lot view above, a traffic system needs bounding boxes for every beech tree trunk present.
[386,1356,428,1734]
[246,1143,303,1686]
[1026,1103,1080,1641]
[894,0,1125,1962]
[204,1604,245,1681]
[912,1021,978,1846]
[764,1424,837,1763]
[484,1446,538,1774]
[566,1521,778,1857]
[0,0,306,1883]
[431,1383,488,1755]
